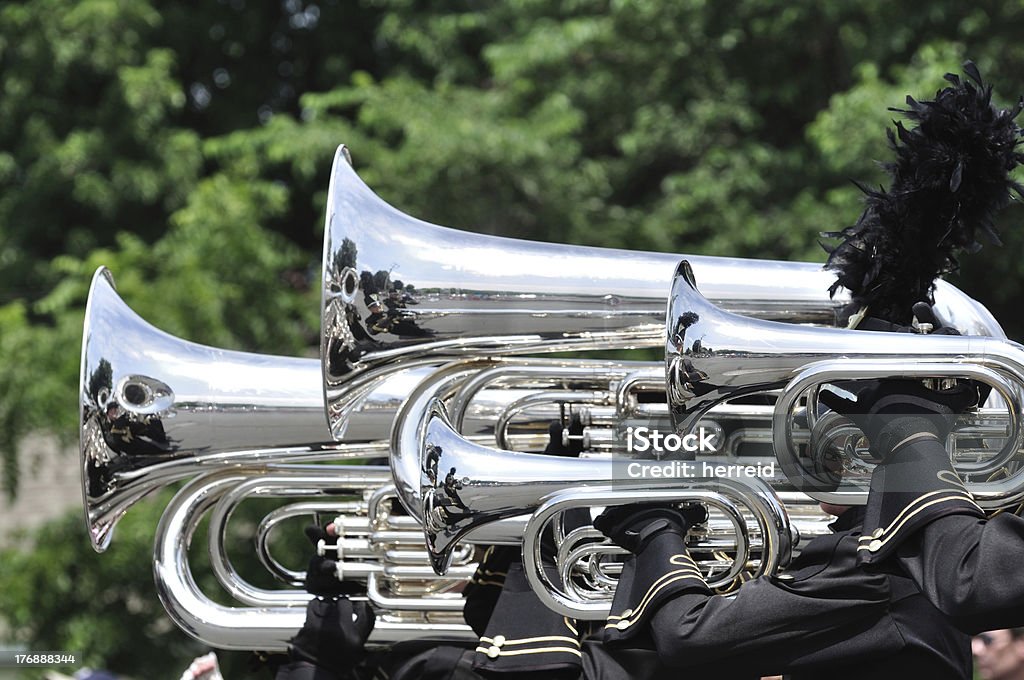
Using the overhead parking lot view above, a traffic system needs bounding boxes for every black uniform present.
[816,375,1024,635]
[848,430,1024,634]
[400,508,970,679]
[280,502,971,679]
[598,506,971,680]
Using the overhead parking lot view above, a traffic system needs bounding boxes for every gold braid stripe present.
[475,646,583,659]
[480,635,580,647]
[564,617,578,637]
[477,568,508,577]
[857,492,979,553]
[472,578,506,587]
[858,487,980,546]
[605,563,704,622]
[603,569,707,630]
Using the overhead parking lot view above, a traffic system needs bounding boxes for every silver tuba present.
[412,397,793,619]
[319,144,875,439]
[320,141,1007,501]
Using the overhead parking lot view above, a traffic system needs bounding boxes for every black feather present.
[824,61,1024,325]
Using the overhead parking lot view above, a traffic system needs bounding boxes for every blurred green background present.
[3,0,1024,677]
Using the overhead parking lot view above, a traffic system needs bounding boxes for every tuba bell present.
[79,266,427,551]
[320,144,925,439]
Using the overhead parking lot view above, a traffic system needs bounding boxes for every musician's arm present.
[602,531,888,673]
[886,483,1024,632]
[818,378,1011,632]
[649,580,883,670]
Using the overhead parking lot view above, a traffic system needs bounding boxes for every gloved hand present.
[593,503,707,554]
[853,301,961,335]
[283,522,375,677]
[288,597,375,675]
[909,302,961,335]
[303,524,361,598]
[819,379,979,460]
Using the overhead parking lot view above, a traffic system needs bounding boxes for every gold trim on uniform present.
[856,490,980,553]
[470,566,508,587]
[477,568,508,576]
[475,632,583,660]
[669,554,700,567]
[480,635,580,647]
[889,431,940,455]
[563,617,578,637]
[936,469,969,491]
[474,646,583,659]
[604,555,707,631]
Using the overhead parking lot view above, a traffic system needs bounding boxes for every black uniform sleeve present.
[850,432,1024,632]
[471,561,583,676]
[602,527,894,674]
[856,438,983,565]
[892,511,1024,633]
[650,556,893,671]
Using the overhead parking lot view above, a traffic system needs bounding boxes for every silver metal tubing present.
[776,359,1024,507]
[667,259,1024,507]
[207,469,391,607]
[257,501,359,585]
[154,469,474,650]
[521,481,789,619]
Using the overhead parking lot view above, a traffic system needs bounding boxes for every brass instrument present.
[79,145,1013,651]
[666,259,1024,508]
[413,397,792,619]
[80,266,426,552]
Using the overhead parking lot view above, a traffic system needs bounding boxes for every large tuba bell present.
[79,265,435,551]
[319,144,898,439]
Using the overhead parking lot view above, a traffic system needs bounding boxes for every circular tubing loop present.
[521,481,787,620]
[774,359,1022,506]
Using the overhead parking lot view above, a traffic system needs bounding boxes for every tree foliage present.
[4,0,1024,676]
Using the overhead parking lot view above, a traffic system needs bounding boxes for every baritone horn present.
[153,466,476,651]
[414,398,792,619]
[666,259,1024,509]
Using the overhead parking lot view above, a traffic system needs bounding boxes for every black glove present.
[819,379,979,460]
[288,597,375,675]
[303,525,361,598]
[283,523,376,677]
[593,503,707,554]
[851,302,961,335]
[909,302,961,335]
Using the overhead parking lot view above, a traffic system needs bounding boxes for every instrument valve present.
[561,429,591,450]
[317,519,345,559]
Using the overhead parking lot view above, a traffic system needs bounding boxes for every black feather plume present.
[823,61,1024,326]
